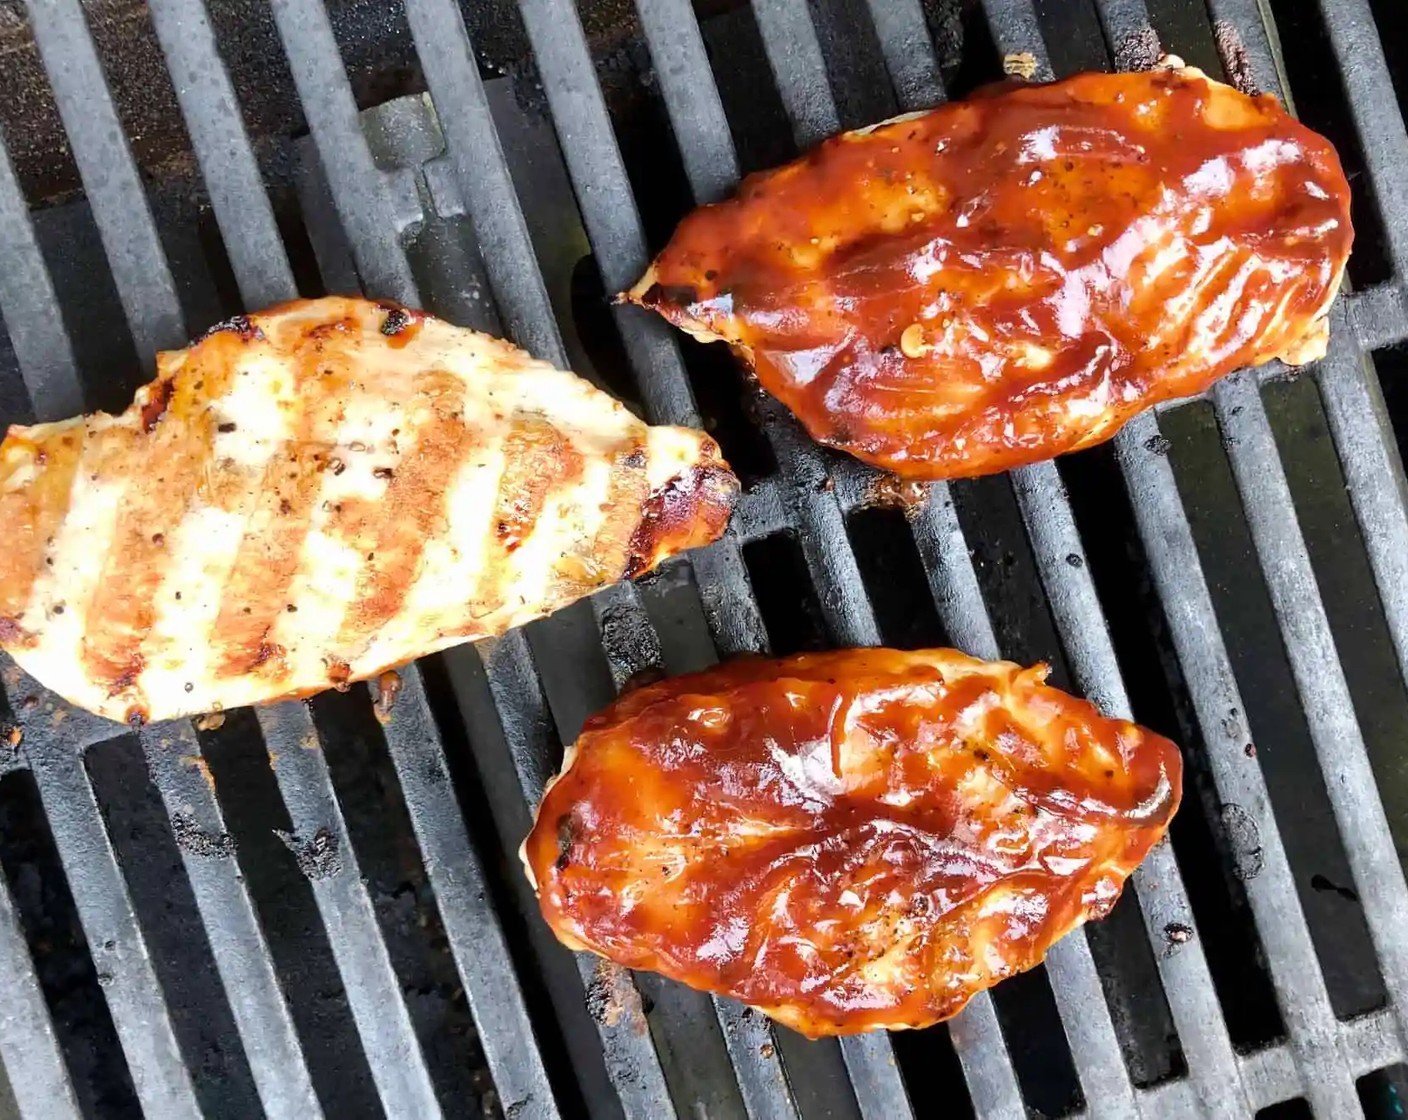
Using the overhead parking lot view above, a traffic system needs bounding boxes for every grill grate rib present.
[0,0,1406,1116]
[0,871,81,1120]
[146,0,297,310]
[23,0,186,364]
[26,730,201,1117]
[256,701,441,1116]
[0,138,81,422]
[138,722,321,1120]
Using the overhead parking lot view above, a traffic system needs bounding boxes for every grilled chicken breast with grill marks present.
[626,61,1352,479]
[0,296,737,725]
[523,648,1182,1036]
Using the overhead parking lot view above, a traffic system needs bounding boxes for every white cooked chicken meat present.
[0,296,737,725]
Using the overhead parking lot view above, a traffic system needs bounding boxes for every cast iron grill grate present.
[0,0,1406,1117]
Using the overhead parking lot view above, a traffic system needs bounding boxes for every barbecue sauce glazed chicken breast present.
[524,648,1182,1036]
[0,297,736,725]
[627,63,1352,479]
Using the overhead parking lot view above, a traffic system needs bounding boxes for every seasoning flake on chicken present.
[0,296,736,725]
[627,61,1352,479]
[523,647,1181,1036]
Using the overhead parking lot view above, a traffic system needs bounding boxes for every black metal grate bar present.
[743,16,1028,1117]
[1100,14,1408,1106]
[582,580,802,1120]
[1203,2,1408,1063]
[268,0,420,303]
[1114,407,1365,1117]
[0,19,210,1095]
[439,0,816,1104]
[41,0,561,1106]
[1349,282,1408,351]
[750,0,841,143]
[145,0,297,310]
[860,0,944,110]
[0,871,82,1120]
[504,0,878,1110]
[402,0,565,362]
[257,701,442,1117]
[20,0,450,1110]
[1092,0,1160,59]
[982,0,1055,81]
[1010,454,1249,1116]
[1316,333,1408,685]
[0,139,83,421]
[641,0,1151,1114]
[601,0,923,1112]
[628,0,739,203]
[21,0,186,364]
[249,6,590,1109]
[508,0,694,431]
[25,734,201,1117]
[1314,0,1408,276]
[376,667,560,1119]
[980,6,1266,1113]
[857,501,1034,1118]
[138,722,323,1120]
[914,474,1168,1117]
[943,60,1146,1120]
[1203,0,1289,103]
[645,0,1131,1114]
[1215,370,1408,1038]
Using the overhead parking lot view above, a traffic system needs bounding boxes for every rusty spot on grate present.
[585,959,647,1033]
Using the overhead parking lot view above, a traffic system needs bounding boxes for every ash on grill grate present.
[0,0,1407,1117]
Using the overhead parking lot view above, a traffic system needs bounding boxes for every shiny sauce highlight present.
[524,648,1182,1036]
[633,67,1352,478]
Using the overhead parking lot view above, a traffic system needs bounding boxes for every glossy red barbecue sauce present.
[634,68,1352,478]
[525,649,1182,1035]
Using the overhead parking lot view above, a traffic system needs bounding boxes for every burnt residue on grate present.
[87,736,264,1117]
[198,711,381,1112]
[307,687,492,1115]
[170,812,238,860]
[584,959,648,1033]
[1212,20,1259,96]
[1115,25,1161,73]
[274,826,343,880]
